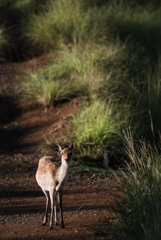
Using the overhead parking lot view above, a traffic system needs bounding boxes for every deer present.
[36,143,74,230]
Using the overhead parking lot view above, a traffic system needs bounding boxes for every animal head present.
[54,143,74,163]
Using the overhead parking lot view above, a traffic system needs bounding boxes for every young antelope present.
[36,143,74,230]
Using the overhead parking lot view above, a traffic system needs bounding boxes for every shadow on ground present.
[0,95,27,153]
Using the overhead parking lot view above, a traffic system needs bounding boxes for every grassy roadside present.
[1,1,161,239]
[107,130,161,240]
[0,0,158,165]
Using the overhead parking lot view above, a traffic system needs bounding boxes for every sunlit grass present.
[19,69,86,107]
[19,42,127,107]
[21,0,85,51]
[1,0,161,169]
[67,99,129,161]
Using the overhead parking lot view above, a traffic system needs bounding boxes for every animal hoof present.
[49,226,53,230]
[42,223,46,226]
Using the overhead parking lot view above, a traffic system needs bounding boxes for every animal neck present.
[58,158,71,181]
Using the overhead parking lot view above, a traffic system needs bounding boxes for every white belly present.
[36,172,55,191]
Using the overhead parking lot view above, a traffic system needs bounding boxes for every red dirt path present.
[0,58,117,240]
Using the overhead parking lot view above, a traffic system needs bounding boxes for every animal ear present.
[54,144,62,153]
[69,143,74,152]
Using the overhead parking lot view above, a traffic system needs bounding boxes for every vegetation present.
[19,67,85,107]
[0,0,158,161]
[68,99,129,160]
[0,28,10,61]
[109,130,161,240]
[19,43,126,106]
[0,1,161,239]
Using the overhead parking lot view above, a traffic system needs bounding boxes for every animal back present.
[36,156,60,191]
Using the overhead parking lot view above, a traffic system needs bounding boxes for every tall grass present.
[0,28,11,61]
[19,68,87,107]
[123,62,161,138]
[1,0,161,167]
[67,100,129,161]
[0,0,161,62]
[19,0,161,165]
[20,0,161,62]
[21,0,86,51]
[0,0,48,15]
[110,130,161,240]
[19,42,127,107]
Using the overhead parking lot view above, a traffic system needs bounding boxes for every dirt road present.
[0,179,115,239]
[0,60,116,240]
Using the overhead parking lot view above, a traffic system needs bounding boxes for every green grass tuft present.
[109,130,161,240]
[19,68,86,107]
[67,99,129,161]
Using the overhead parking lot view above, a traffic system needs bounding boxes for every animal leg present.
[49,189,54,230]
[42,190,49,226]
[58,191,65,229]
[54,191,59,225]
